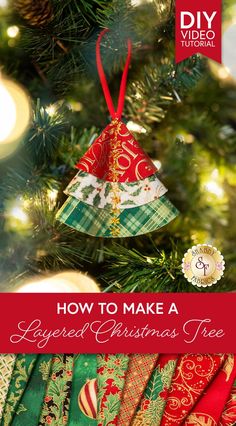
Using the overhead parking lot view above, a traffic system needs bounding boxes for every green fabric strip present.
[56,195,178,238]
[68,354,97,426]
[1,354,38,426]
[132,355,178,426]
[11,355,52,426]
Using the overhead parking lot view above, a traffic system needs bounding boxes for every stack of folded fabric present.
[0,353,236,425]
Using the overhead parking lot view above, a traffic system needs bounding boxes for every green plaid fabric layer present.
[56,195,178,238]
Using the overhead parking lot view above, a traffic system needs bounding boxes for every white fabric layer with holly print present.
[65,170,168,209]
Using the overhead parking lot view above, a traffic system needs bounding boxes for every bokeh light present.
[7,26,19,38]
[16,271,100,293]
[0,76,31,159]
[222,23,236,79]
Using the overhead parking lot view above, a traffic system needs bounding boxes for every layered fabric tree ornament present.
[56,29,179,238]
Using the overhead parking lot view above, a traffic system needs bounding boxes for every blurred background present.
[0,0,236,292]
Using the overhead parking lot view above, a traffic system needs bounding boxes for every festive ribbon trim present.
[96,28,132,120]
[65,171,167,210]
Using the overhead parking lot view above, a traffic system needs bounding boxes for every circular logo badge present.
[182,244,225,287]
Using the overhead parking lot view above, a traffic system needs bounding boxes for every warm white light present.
[127,120,147,134]
[0,76,31,158]
[131,0,153,5]
[46,104,56,116]
[0,0,8,8]
[47,188,58,209]
[153,160,162,170]
[0,83,16,143]
[48,189,58,201]
[10,206,29,223]
[7,26,19,38]
[205,181,224,198]
[16,272,100,293]
[218,66,231,80]
[223,24,236,79]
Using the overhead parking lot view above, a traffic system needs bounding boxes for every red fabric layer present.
[184,354,236,426]
[160,354,226,425]
[76,120,157,182]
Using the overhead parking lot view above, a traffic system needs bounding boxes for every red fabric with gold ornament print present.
[219,379,236,426]
[75,119,157,182]
[160,354,226,426]
[184,354,236,426]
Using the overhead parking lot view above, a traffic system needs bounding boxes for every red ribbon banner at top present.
[175,0,222,63]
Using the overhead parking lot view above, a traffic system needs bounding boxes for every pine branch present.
[102,242,199,293]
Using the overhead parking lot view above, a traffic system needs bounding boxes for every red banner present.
[0,293,235,353]
[175,0,222,63]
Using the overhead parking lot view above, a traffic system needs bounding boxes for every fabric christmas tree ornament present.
[185,354,236,426]
[160,354,226,426]
[56,28,178,238]
[11,354,52,426]
[38,354,73,426]
[1,354,38,426]
[0,354,16,422]
[117,354,159,426]
[68,354,97,426]
[132,354,178,426]
[97,354,130,426]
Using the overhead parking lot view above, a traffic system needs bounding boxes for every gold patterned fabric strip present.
[0,354,16,421]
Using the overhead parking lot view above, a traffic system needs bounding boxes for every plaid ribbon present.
[117,354,159,426]
[57,195,178,238]
[0,355,16,422]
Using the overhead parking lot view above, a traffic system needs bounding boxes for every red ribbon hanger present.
[96,28,132,120]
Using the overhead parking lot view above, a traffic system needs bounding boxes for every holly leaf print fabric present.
[97,354,129,426]
[1,354,37,426]
[132,355,178,426]
[38,354,73,426]
[11,354,52,426]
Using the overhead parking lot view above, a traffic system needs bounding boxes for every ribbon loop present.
[96,28,132,120]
